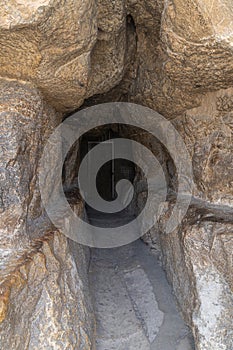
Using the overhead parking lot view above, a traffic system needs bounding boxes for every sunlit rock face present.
[0,0,129,112]
[0,1,232,349]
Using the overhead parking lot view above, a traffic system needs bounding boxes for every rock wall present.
[0,79,94,348]
[0,1,232,350]
[0,231,94,350]
[155,89,233,349]
[0,79,59,280]
[158,219,233,350]
[134,89,233,349]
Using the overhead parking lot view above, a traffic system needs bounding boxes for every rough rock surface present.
[0,231,94,350]
[174,88,233,205]
[134,87,233,349]
[127,0,233,117]
[0,80,94,349]
[158,220,233,350]
[0,0,97,112]
[117,88,233,349]
[0,79,60,281]
[0,1,232,350]
[0,0,132,112]
[2,0,232,115]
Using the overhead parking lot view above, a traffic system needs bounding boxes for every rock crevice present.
[0,1,232,349]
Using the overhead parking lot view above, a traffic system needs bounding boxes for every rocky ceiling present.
[0,0,232,115]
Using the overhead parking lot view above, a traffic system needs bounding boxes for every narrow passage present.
[89,230,195,350]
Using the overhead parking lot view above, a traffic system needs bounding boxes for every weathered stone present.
[125,88,233,349]
[0,231,94,350]
[174,88,233,206]
[127,0,233,117]
[0,1,232,349]
[0,79,61,280]
[0,0,133,112]
[0,0,98,112]
[158,220,233,350]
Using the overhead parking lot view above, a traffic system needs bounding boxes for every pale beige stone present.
[0,1,232,349]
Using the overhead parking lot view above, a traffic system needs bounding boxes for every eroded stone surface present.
[127,88,233,349]
[0,79,94,349]
[0,0,98,111]
[0,0,130,112]
[126,0,233,117]
[1,0,232,115]
[0,231,94,349]
[174,88,233,205]
[158,220,233,350]
[0,1,232,349]
[0,79,60,281]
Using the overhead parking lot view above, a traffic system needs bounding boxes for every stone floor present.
[88,211,195,350]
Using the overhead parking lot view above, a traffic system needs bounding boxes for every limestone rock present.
[127,0,233,117]
[174,88,233,206]
[128,86,233,349]
[0,231,94,350]
[0,79,61,281]
[159,221,233,350]
[0,0,97,111]
[0,1,233,349]
[0,0,132,112]
[1,0,232,116]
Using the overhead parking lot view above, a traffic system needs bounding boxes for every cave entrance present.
[79,124,137,222]
[87,140,115,201]
[63,123,195,350]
